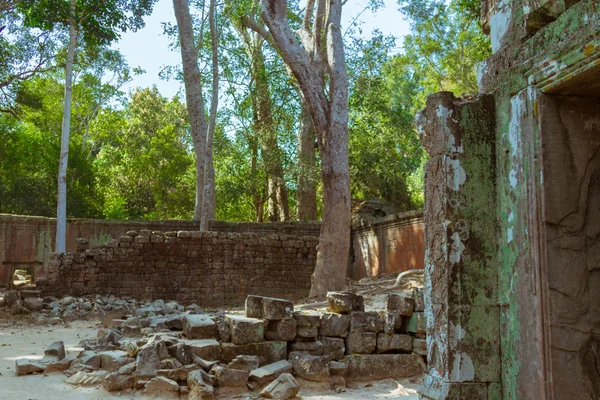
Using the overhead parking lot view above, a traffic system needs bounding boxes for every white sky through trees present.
[114,0,410,98]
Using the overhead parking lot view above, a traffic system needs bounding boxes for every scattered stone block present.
[157,365,198,381]
[102,307,128,329]
[344,354,425,382]
[259,373,300,399]
[387,294,415,316]
[290,340,323,356]
[23,297,43,312]
[168,342,193,366]
[288,352,330,382]
[345,332,377,354]
[144,376,179,398]
[265,319,297,341]
[99,350,131,372]
[136,343,162,378]
[4,290,19,307]
[350,311,384,333]
[16,359,46,376]
[245,296,294,319]
[245,295,264,318]
[183,314,218,339]
[212,365,249,387]
[227,355,260,372]
[44,354,76,373]
[321,337,345,360]
[326,292,364,314]
[376,334,412,353]
[45,341,66,360]
[412,338,427,356]
[227,315,265,344]
[187,369,215,400]
[319,313,350,337]
[262,297,294,320]
[213,313,231,342]
[249,360,293,388]
[103,372,135,391]
[65,370,109,386]
[221,341,287,365]
[185,339,222,361]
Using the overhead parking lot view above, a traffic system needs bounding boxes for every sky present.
[114,0,411,99]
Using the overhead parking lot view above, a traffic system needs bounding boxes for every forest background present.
[0,0,489,223]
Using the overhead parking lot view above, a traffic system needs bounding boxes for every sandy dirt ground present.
[0,321,420,400]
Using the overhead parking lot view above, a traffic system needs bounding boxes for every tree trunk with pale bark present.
[55,0,77,253]
[297,101,318,221]
[201,0,218,230]
[261,0,350,296]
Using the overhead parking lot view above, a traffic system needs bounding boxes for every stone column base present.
[418,374,501,400]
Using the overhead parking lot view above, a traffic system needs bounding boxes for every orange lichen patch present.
[584,43,595,57]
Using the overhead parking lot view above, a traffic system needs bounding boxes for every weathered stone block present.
[212,366,249,387]
[406,312,426,335]
[319,313,350,337]
[326,291,364,314]
[221,341,287,365]
[412,338,427,356]
[187,369,215,400]
[345,332,377,354]
[387,294,415,316]
[376,334,412,353]
[289,340,323,356]
[265,319,297,341]
[185,339,222,361]
[321,337,345,361]
[344,354,425,382]
[248,360,293,387]
[183,315,218,340]
[143,376,179,398]
[288,352,330,382]
[259,372,299,400]
[293,312,320,328]
[379,311,403,334]
[350,311,384,333]
[262,297,294,320]
[227,315,265,344]
[226,355,260,371]
[413,288,425,312]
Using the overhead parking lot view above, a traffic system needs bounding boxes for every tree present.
[94,87,194,220]
[172,0,220,230]
[397,0,491,107]
[261,0,351,296]
[17,0,156,252]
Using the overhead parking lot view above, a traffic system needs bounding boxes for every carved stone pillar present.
[416,92,501,399]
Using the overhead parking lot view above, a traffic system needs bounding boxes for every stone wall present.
[350,210,424,280]
[1,213,425,287]
[37,230,318,306]
[0,215,319,287]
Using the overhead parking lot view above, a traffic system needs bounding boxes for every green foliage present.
[347,31,425,210]
[17,0,157,46]
[398,0,491,107]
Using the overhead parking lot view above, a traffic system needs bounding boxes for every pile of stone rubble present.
[11,291,426,399]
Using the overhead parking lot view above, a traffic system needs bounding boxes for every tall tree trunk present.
[297,101,318,221]
[241,29,290,222]
[55,0,77,253]
[201,0,218,230]
[262,0,351,296]
[173,0,208,224]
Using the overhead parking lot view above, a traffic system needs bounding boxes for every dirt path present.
[0,321,419,399]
